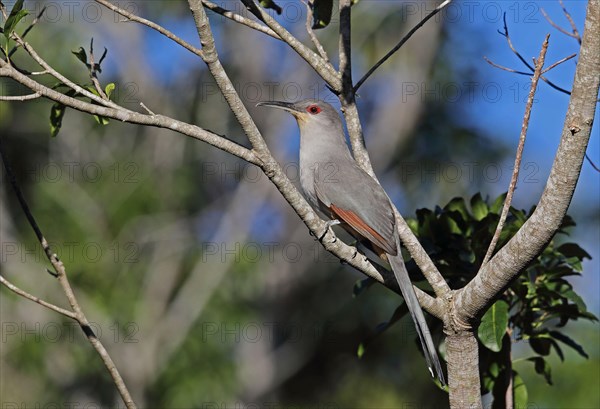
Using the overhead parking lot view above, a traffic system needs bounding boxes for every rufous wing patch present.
[329,204,396,255]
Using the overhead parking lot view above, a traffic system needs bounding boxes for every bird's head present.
[257,99,342,131]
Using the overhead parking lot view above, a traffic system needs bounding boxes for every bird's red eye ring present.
[306,105,322,115]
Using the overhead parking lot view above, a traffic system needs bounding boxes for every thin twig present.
[481,35,550,267]
[542,53,577,74]
[0,136,137,409]
[88,39,109,100]
[0,92,41,101]
[8,6,47,58]
[493,13,576,96]
[483,57,531,75]
[238,0,341,91]
[354,0,452,92]
[0,275,77,319]
[140,102,155,115]
[585,153,600,172]
[304,0,329,62]
[540,7,579,40]
[15,36,119,108]
[559,0,581,44]
[202,0,280,39]
[94,0,205,59]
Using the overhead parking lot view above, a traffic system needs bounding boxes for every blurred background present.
[1,1,598,408]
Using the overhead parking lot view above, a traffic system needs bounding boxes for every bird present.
[257,98,445,385]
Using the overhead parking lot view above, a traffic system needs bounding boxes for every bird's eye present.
[306,105,322,115]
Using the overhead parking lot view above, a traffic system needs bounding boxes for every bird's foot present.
[318,219,341,242]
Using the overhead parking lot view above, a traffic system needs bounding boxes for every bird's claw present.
[318,219,341,242]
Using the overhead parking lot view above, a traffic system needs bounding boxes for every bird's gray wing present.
[314,163,397,255]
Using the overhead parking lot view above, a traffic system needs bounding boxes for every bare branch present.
[187,0,272,159]
[542,53,577,74]
[354,0,452,92]
[140,102,155,115]
[0,137,137,409]
[541,7,580,40]
[305,0,329,62]
[0,60,259,164]
[481,35,550,267]
[202,0,280,39]
[559,0,582,44]
[0,275,77,319]
[585,153,600,172]
[483,56,532,76]
[0,92,41,101]
[94,0,205,59]
[493,14,577,96]
[239,0,341,91]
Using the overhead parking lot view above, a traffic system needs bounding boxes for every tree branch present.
[0,275,77,319]
[457,0,600,323]
[202,0,280,39]
[0,92,40,100]
[94,0,205,59]
[238,0,341,91]
[481,35,550,267]
[0,137,137,409]
[0,59,259,165]
[353,0,452,92]
[496,13,574,96]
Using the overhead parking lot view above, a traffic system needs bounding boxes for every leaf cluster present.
[358,193,595,404]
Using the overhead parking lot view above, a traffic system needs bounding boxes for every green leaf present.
[49,103,66,137]
[489,193,507,214]
[357,342,365,358]
[556,243,591,260]
[259,0,282,14]
[353,278,374,297]
[4,0,28,40]
[93,114,110,126]
[312,0,333,29]
[478,300,509,352]
[443,197,469,220]
[406,217,418,234]
[549,330,589,358]
[470,193,488,221]
[72,47,89,67]
[527,357,552,385]
[105,83,115,99]
[563,289,587,313]
[513,371,528,408]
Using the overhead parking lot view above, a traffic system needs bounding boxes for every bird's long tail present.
[388,235,446,385]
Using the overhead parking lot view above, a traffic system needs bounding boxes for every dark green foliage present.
[47,43,113,136]
[259,0,282,14]
[361,193,595,405]
[311,0,333,29]
[3,0,28,41]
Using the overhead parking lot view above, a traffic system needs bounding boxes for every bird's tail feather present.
[388,237,446,385]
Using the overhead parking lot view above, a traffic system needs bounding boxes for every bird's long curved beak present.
[256,101,301,114]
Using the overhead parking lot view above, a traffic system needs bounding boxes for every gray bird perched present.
[258,99,445,385]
